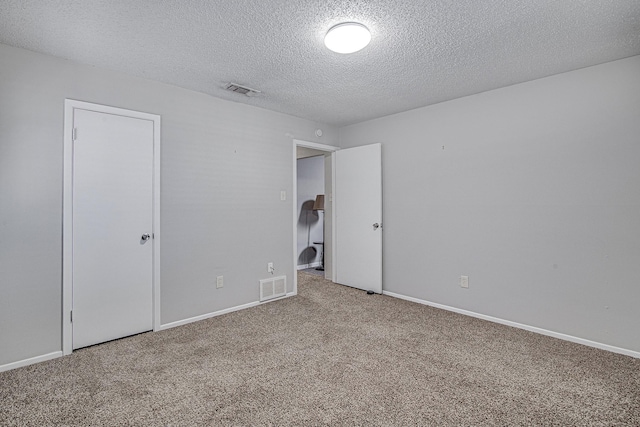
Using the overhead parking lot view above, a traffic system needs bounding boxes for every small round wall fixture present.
[324,22,371,54]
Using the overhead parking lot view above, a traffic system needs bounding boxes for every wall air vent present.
[224,83,261,97]
[260,276,287,302]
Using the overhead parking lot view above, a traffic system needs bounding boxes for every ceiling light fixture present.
[324,22,371,54]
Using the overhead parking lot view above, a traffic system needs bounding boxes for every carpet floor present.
[300,267,325,277]
[1,272,639,426]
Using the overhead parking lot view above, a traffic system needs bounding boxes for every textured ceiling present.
[1,1,639,126]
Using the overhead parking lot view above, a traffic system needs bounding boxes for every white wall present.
[296,156,324,268]
[0,43,337,367]
[339,55,640,354]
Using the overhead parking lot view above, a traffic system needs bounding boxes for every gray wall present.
[339,55,640,353]
[296,156,324,268]
[0,43,337,366]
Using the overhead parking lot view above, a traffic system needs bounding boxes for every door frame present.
[292,139,338,294]
[62,99,161,355]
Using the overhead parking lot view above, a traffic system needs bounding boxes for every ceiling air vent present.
[225,82,261,97]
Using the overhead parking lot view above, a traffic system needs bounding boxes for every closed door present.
[72,108,154,349]
[334,143,382,293]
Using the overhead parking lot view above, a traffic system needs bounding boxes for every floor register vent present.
[260,276,287,302]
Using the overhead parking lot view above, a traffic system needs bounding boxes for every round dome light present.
[324,22,371,54]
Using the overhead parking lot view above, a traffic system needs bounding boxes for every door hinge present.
[70,310,73,322]
[72,128,78,141]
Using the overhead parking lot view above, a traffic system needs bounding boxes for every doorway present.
[62,100,161,354]
[293,140,383,295]
[296,154,325,272]
[292,140,337,294]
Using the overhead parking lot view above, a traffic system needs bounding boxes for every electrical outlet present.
[280,191,286,201]
[216,276,223,289]
[460,275,469,288]
[268,262,274,274]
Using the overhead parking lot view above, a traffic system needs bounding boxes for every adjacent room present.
[1,1,639,425]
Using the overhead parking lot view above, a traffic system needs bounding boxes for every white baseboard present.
[297,262,321,270]
[260,291,297,303]
[158,292,296,331]
[383,290,640,359]
[0,351,63,373]
[159,301,261,331]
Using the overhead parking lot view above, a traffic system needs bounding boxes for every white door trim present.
[62,99,161,355]
[292,140,338,295]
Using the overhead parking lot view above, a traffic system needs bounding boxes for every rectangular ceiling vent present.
[225,82,261,97]
[260,275,287,302]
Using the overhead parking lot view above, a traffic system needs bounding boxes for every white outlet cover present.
[460,275,469,288]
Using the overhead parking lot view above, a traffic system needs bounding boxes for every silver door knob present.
[373,223,380,230]
[141,233,151,241]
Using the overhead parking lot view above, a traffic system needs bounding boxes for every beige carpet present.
[1,272,639,426]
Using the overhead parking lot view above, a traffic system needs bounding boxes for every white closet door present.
[72,108,154,349]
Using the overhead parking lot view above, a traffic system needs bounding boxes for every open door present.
[334,143,382,293]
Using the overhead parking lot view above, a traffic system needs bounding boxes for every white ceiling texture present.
[1,1,639,126]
